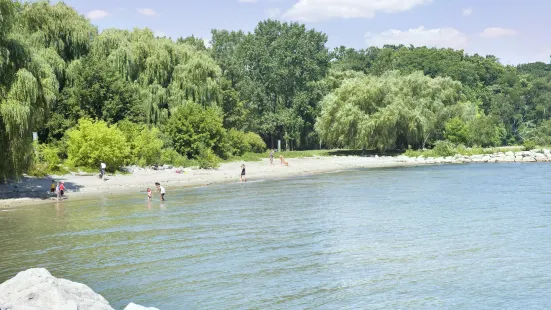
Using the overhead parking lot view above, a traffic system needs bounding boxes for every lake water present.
[1,163,551,309]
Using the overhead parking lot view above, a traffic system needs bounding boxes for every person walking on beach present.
[269,150,274,164]
[240,164,246,182]
[155,182,165,201]
[100,162,106,180]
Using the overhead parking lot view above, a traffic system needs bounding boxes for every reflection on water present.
[1,163,551,309]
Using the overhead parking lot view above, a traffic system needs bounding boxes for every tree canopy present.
[1,0,551,181]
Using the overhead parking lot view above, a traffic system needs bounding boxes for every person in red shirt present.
[59,181,65,198]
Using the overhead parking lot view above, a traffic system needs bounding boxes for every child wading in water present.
[240,164,246,182]
[147,188,152,200]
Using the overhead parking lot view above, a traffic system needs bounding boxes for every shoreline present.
[1,149,549,208]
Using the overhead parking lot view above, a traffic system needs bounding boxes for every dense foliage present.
[2,0,551,181]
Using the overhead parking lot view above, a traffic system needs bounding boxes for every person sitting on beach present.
[50,180,56,195]
[280,155,289,166]
[240,164,246,182]
[155,182,165,201]
[147,188,152,200]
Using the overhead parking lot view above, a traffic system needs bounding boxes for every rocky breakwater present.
[404,149,551,165]
[0,268,158,310]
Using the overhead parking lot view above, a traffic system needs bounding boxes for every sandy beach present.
[0,155,425,208]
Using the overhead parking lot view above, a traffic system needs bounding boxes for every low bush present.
[243,132,266,153]
[432,140,456,157]
[523,140,537,151]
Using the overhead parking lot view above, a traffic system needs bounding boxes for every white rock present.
[505,151,514,157]
[0,268,114,310]
[544,149,550,155]
[522,156,536,162]
[124,302,160,310]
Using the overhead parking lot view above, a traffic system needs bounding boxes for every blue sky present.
[61,0,550,65]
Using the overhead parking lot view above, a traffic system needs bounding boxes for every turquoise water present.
[1,163,550,309]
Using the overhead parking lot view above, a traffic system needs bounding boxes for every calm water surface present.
[1,163,551,309]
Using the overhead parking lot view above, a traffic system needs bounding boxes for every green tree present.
[316,71,466,151]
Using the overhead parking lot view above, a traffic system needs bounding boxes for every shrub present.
[226,129,248,156]
[66,118,129,170]
[118,120,164,166]
[523,140,537,151]
[197,146,220,169]
[243,132,266,153]
[163,102,226,159]
[38,144,61,169]
[432,140,456,157]
[444,117,469,145]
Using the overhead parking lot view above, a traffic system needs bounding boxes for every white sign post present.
[278,140,281,153]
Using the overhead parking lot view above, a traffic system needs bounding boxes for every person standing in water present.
[59,181,65,198]
[147,188,152,200]
[50,180,56,195]
[269,150,274,164]
[155,182,165,201]
[240,164,246,182]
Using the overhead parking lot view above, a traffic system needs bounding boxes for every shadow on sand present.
[0,176,83,200]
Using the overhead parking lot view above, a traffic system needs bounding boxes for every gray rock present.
[504,156,516,162]
[0,268,114,310]
[522,156,536,162]
[534,154,547,162]
[124,302,160,310]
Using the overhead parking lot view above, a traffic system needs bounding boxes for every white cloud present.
[266,8,282,19]
[203,39,212,48]
[480,27,518,38]
[154,31,166,37]
[86,10,108,20]
[238,0,258,2]
[137,8,158,16]
[365,26,469,49]
[462,7,472,16]
[283,0,433,22]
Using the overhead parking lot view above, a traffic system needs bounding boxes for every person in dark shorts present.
[50,180,56,194]
[155,182,165,201]
[59,181,65,197]
[240,164,246,182]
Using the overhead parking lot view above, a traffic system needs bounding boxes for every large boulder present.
[124,303,160,310]
[0,268,114,310]
[0,269,158,310]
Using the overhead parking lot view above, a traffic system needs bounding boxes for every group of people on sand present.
[50,180,65,200]
[269,149,289,166]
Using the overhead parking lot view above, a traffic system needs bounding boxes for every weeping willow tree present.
[0,0,63,181]
[0,0,96,181]
[315,71,470,151]
[90,28,223,126]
